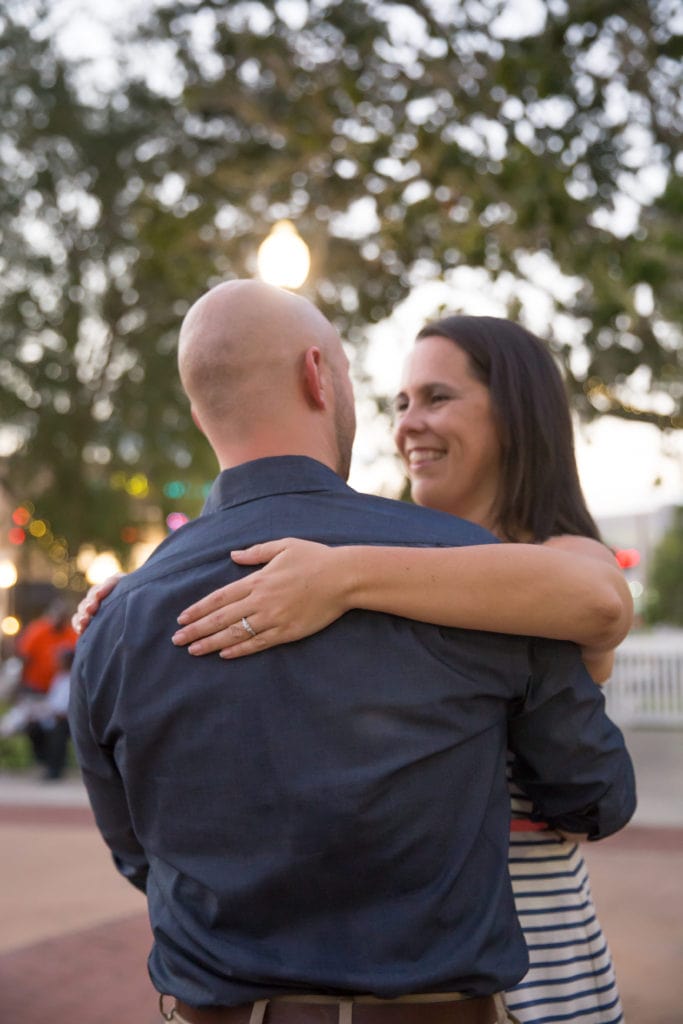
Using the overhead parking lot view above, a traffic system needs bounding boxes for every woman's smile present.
[394,336,502,530]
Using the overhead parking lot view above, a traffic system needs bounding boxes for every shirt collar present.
[202,456,350,514]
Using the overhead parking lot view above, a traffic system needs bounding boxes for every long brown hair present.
[415,315,600,543]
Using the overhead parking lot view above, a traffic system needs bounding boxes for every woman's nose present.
[394,402,424,447]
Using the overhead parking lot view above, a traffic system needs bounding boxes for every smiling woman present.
[394,336,502,529]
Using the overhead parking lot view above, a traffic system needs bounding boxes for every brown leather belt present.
[169,993,500,1024]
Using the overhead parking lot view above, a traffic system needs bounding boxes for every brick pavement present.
[2,776,683,1024]
[1,797,157,1023]
[0,912,157,1024]
[584,827,683,1024]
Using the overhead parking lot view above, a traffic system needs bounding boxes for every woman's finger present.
[219,627,280,660]
[72,604,91,634]
[179,615,270,657]
[177,577,252,626]
[172,600,252,650]
[176,542,291,625]
[230,539,295,566]
[73,572,125,634]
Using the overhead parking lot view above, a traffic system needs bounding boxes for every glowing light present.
[257,221,310,289]
[1,615,21,637]
[164,481,186,499]
[29,519,47,538]
[126,473,149,497]
[85,552,122,585]
[0,561,18,589]
[76,545,96,572]
[8,527,25,545]
[49,543,68,562]
[628,580,644,599]
[615,548,641,570]
[12,507,31,526]
[167,512,189,531]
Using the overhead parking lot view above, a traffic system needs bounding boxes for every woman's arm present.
[171,537,633,664]
[540,534,629,682]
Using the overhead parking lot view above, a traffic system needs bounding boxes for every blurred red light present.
[12,507,31,526]
[615,548,640,569]
[8,527,26,545]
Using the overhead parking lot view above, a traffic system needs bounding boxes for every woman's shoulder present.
[542,534,617,565]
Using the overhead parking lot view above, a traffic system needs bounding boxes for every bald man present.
[70,281,634,1024]
[177,281,356,484]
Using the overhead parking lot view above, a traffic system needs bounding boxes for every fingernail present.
[177,613,189,625]
[188,642,202,655]
[171,631,185,645]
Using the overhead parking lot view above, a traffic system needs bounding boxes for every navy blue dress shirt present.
[70,456,636,1007]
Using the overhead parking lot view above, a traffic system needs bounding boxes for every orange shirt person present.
[17,600,77,695]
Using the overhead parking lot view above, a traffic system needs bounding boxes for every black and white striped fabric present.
[505,768,623,1023]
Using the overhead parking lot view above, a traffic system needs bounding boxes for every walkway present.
[1,728,682,1023]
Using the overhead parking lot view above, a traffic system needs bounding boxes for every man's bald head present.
[177,280,356,477]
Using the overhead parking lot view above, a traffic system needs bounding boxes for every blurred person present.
[17,598,77,697]
[71,283,635,1024]
[15,599,76,768]
[158,316,634,1024]
[38,645,75,781]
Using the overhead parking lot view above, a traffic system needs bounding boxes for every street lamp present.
[256,220,310,289]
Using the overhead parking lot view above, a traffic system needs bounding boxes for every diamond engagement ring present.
[240,616,257,638]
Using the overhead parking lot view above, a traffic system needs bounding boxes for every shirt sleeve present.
[507,638,636,840]
[69,628,149,894]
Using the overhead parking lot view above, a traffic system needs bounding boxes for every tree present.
[0,0,681,576]
[645,506,683,626]
[0,3,217,581]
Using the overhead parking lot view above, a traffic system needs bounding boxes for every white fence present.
[606,633,683,728]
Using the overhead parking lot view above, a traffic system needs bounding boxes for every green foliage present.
[644,506,683,626]
[0,713,33,769]
[0,0,681,561]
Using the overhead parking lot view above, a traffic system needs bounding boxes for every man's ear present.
[302,346,327,410]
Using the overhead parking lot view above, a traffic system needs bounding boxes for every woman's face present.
[393,336,502,530]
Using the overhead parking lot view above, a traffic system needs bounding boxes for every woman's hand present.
[72,572,125,635]
[171,538,353,658]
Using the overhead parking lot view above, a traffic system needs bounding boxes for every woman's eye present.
[430,393,449,404]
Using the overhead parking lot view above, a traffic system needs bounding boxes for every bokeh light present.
[167,512,189,531]
[85,551,122,585]
[125,473,149,498]
[12,506,31,526]
[257,221,310,289]
[1,615,21,637]
[0,561,18,589]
